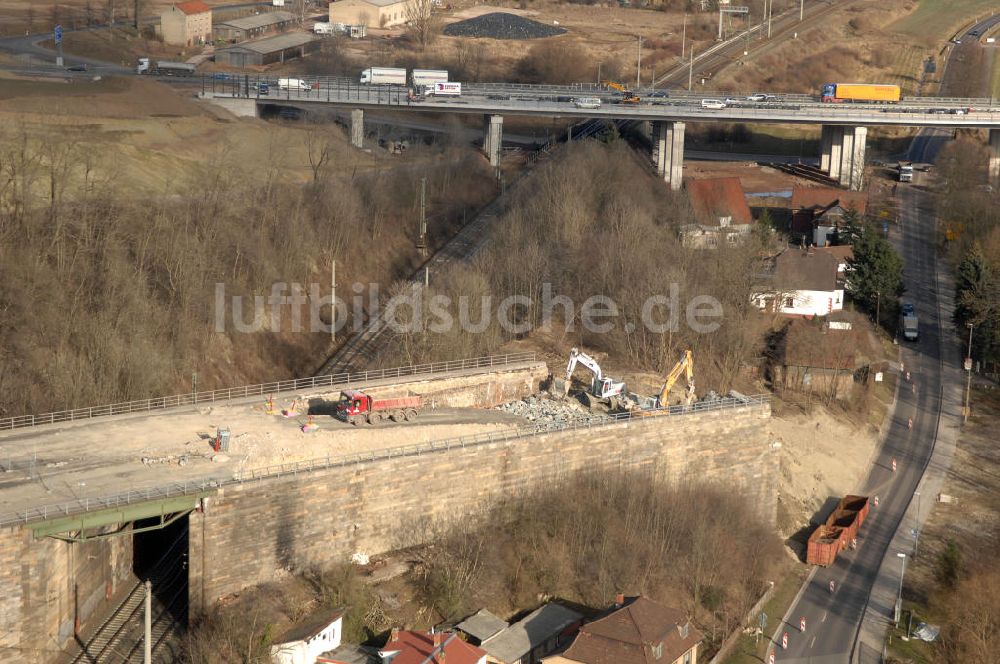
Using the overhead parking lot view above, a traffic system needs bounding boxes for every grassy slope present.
[891,0,1000,39]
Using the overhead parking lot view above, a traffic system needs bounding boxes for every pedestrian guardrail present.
[0,393,770,528]
[0,352,537,432]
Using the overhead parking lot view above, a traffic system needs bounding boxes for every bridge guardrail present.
[0,393,770,528]
[0,352,537,432]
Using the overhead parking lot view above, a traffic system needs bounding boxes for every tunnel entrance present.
[133,513,190,625]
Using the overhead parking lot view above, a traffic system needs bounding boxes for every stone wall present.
[0,526,133,661]
[188,401,775,614]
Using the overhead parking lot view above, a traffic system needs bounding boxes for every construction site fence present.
[0,352,537,432]
[0,394,770,528]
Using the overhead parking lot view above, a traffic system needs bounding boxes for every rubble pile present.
[497,395,610,424]
[443,12,567,39]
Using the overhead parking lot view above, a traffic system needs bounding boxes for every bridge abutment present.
[483,114,503,169]
[989,128,1000,184]
[350,109,364,149]
[651,120,685,190]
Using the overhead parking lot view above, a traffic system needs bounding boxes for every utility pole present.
[875,290,880,327]
[681,14,687,59]
[636,35,642,89]
[143,580,151,664]
[417,176,428,257]
[964,322,974,422]
[688,47,695,91]
[767,0,773,39]
[331,259,337,342]
[800,0,805,22]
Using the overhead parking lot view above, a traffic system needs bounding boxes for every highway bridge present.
[201,75,1000,191]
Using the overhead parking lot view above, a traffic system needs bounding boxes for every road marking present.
[810,636,816,648]
[821,611,827,623]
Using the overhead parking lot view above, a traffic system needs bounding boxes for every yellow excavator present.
[603,80,641,104]
[657,350,695,407]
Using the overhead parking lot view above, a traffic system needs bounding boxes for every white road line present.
[821,611,827,622]
[810,636,817,648]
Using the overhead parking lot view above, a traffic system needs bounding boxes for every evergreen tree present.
[847,225,904,326]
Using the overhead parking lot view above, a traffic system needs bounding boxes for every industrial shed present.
[215,32,320,67]
[214,10,296,42]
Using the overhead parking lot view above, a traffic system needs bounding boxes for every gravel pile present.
[497,394,610,424]
[444,12,567,40]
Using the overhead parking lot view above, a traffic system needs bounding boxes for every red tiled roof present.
[380,630,485,664]
[686,177,753,226]
[791,186,867,214]
[560,597,701,664]
[175,0,211,15]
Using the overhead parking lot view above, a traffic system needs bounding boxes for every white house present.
[753,247,850,318]
[271,610,343,664]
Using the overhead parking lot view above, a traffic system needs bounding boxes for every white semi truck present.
[902,314,919,341]
[411,69,449,87]
[136,58,196,76]
[898,161,914,182]
[360,67,407,85]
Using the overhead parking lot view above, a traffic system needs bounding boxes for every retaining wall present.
[188,400,775,613]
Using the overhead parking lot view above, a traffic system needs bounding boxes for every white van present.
[278,78,312,91]
[701,99,726,109]
[574,97,602,109]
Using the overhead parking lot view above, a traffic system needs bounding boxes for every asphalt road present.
[769,14,1000,664]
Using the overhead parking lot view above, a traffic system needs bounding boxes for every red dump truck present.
[806,495,870,566]
[334,389,422,426]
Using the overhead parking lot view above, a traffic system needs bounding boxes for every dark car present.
[902,302,915,316]
[649,90,668,98]
[66,63,88,72]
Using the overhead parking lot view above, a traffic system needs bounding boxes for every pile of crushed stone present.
[443,12,567,40]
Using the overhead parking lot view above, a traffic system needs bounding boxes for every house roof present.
[686,177,753,227]
[771,247,841,292]
[560,597,702,664]
[814,245,853,266]
[361,0,412,7]
[780,319,858,370]
[174,0,211,14]
[456,608,509,643]
[379,630,485,664]
[318,643,379,664]
[216,10,296,30]
[275,609,343,644]
[791,186,867,214]
[217,31,318,54]
[482,603,583,663]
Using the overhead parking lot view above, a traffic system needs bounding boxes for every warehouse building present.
[215,32,320,67]
[328,0,420,29]
[213,10,297,43]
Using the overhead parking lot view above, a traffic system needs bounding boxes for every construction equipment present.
[603,81,641,103]
[564,348,627,408]
[657,350,695,407]
[334,389,422,426]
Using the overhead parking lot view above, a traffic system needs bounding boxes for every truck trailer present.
[360,67,407,85]
[136,58,196,76]
[427,81,461,96]
[411,69,449,87]
[821,83,900,103]
[902,314,919,341]
[898,161,914,182]
[334,389,422,425]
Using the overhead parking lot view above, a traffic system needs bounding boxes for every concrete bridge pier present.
[350,109,364,149]
[483,114,504,169]
[820,125,867,191]
[989,128,1000,184]
[651,120,685,190]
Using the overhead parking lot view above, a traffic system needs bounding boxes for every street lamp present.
[913,491,921,556]
[964,323,974,423]
[895,552,907,627]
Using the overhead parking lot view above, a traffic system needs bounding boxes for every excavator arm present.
[564,348,626,399]
[658,350,695,406]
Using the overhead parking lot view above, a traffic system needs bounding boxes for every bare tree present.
[304,124,334,185]
[405,0,439,50]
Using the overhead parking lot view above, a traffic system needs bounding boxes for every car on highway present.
[746,93,767,102]
[574,97,602,109]
[950,108,967,114]
[701,99,726,109]
[951,38,962,44]
[66,63,88,72]
[724,98,741,105]
[969,30,980,36]
[649,90,668,98]
[901,302,915,316]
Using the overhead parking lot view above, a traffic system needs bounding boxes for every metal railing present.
[0,393,769,528]
[0,352,537,432]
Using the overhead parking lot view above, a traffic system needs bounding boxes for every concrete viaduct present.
[202,76,1000,191]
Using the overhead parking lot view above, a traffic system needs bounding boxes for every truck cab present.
[335,389,370,421]
[898,162,914,182]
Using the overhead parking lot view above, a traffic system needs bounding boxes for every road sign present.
[769,653,775,664]
[964,357,973,371]
[829,580,835,593]
[54,24,63,44]
[800,616,806,632]
[782,632,788,650]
